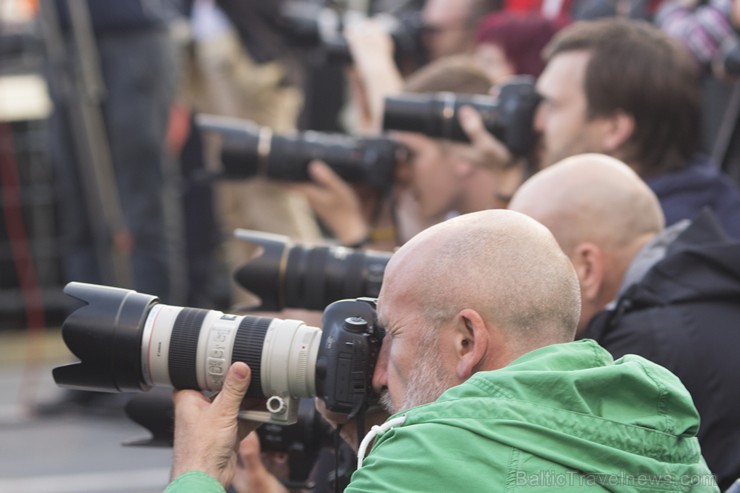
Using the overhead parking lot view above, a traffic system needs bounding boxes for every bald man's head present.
[508,154,664,333]
[508,154,665,256]
[380,209,581,351]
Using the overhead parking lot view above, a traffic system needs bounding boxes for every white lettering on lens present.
[207,327,231,388]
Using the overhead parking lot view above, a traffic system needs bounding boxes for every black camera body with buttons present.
[316,297,383,413]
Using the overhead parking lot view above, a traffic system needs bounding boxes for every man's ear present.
[453,309,490,380]
[570,242,604,302]
[601,110,635,153]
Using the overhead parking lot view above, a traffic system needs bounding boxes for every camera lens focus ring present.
[232,317,272,397]
[169,308,208,389]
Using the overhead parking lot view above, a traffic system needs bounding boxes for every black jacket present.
[583,210,740,491]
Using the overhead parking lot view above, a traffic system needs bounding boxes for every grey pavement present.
[0,328,173,493]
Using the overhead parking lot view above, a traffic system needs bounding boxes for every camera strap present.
[331,402,366,493]
[333,424,346,493]
[356,414,408,469]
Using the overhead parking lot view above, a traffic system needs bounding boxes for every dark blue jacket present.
[646,153,740,239]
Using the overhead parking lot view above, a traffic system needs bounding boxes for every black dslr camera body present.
[197,115,402,193]
[53,282,384,425]
[383,76,540,156]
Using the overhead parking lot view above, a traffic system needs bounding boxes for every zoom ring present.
[232,317,272,397]
[169,308,208,389]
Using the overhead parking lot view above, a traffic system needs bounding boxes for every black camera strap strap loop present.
[344,399,367,452]
[331,402,366,493]
[333,423,345,493]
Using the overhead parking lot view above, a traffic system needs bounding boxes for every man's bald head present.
[508,154,664,333]
[508,153,664,256]
[380,209,581,352]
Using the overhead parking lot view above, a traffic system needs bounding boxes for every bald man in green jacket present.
[165,209,718,493]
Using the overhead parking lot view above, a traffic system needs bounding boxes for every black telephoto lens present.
[233,229,391,311]
[196,115,400,192]
[382,76,540,155]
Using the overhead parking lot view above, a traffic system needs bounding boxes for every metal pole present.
[38,0,131,287]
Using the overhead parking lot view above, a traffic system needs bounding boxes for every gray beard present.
[379,349,454,415]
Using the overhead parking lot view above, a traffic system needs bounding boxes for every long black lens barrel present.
[233,230,391,311]
[383,76,539,155]
[198,115,398,192]
[383,92,506,142]
[265,132,397,191]
[383,92,474,141]
[195,114,263,179]
[283,245,389,310]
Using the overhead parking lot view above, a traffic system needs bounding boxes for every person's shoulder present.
[346,413,510,492]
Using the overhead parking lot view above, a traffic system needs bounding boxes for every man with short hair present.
[508,153,740,490]
[163,209,718,493]
[462,18,740,237]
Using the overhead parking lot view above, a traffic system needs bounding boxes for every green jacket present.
[165,340,718,492]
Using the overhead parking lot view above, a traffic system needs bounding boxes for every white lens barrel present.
[260,319,321,399]
[197,313,242,390]
[141,305,322,398]
[141,304,183,387]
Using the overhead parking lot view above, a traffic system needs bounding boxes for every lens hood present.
[53,282,158,392]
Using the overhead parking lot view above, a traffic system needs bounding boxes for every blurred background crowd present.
[2,0,739,326]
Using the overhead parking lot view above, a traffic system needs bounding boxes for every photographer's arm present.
[287,160,371,247]
[456,106,514,170]
[456,106,527,206]
[165,362,259,493]
[344,20,405,134]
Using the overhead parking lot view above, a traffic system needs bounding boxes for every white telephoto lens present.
[260,319,322,399]
[141,304,182,387]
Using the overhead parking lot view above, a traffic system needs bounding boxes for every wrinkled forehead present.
[376,282,424,337]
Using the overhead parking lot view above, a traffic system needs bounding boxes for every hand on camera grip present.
[171,362,261,488]
[288,160,370,246]
[457,105,514,170]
